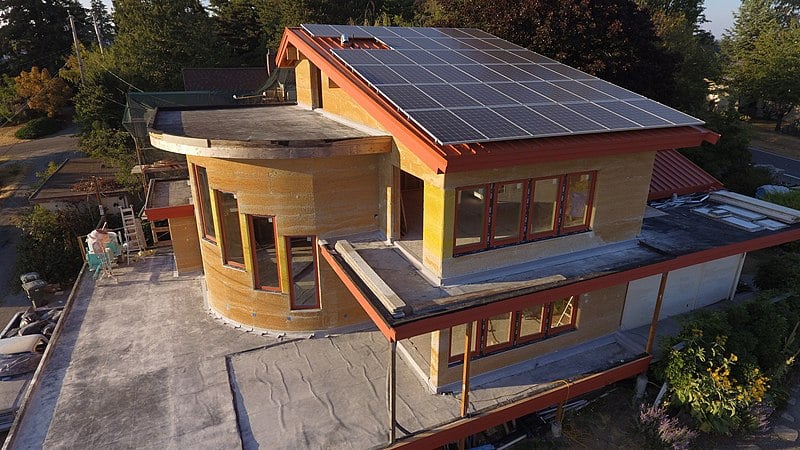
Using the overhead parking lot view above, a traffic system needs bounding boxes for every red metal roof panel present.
[649,149,723,200]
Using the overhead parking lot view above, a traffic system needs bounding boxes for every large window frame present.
[215,190,245,270]
[453,172,597,256]
[248,215,281,291]
[448,295,578,363]
[193,165,216,242]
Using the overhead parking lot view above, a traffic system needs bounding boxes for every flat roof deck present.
[7,250,649,449]
[325,197,800,335]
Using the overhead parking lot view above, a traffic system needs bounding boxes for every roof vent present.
[340,34,349,46]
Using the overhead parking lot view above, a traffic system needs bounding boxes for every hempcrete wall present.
[187,154,380,332]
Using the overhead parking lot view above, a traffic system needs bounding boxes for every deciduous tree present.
[14,67,72,118]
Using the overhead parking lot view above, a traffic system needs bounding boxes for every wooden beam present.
[389,340,397,445]
[461,322,473,418]
[646,272,669,354]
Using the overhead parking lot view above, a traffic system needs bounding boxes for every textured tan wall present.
[187,154,379,332]
[431,284,628,388]
[169,215,202,274]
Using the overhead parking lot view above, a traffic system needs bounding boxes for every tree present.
[0,0,91,76]
[418,0,678,103]
[210,0,278,66]
[724,0,800,130]
[0,76,24,123]
[111,0,220,90]
[89,0,116,48]
[14,67,72,118]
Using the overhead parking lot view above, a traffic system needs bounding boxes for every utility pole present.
[92,14,104,55]
[67,11,85,83]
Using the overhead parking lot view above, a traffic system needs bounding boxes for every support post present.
[646,272,669,354]
[388,340,397,445]
[458,321,474,450]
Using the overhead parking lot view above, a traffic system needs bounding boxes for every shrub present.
[638,404,697,450]
[14,117,61,139]
[754,251,800,292]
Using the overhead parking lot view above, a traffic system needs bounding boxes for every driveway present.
[0,124,82,326]
[750,146,800,185]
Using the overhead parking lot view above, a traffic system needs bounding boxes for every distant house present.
[143,25,800,447]
[29,158,129,215]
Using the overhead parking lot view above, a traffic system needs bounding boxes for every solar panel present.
[377,85,442,110]
[313,24,705,144]
[409,109,485,143]
[566,103,641,129]
[528,104,604,132]
[492,106,569,135]
[454,83,518,106]
[416,84,481,108]
[453,108,528,139]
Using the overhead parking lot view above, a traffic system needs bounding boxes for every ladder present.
[120,206,145,254]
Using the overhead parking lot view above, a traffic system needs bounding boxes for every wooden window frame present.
[453,184,491,255]
[490,180,528,247]
[526,176,563,240]
[193,164,216,243]
[248,215,281,292]
[447,295,579,363]
[559,172,597,234]
[215,190,245,270]
[286,235,321,310]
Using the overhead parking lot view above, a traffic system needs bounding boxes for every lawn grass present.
[748,120,800,159]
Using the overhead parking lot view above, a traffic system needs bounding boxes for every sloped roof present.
[29,158,127,202]
[649,149,723,200]
[276,25,719,173]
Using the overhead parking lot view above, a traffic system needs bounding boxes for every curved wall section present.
[188,154,382,332]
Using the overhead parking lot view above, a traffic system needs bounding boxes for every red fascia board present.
[275,28,449,174]
[144,204,194,221]
[392,227,800,340]
[319,244,397,342]
[389,355,651,449]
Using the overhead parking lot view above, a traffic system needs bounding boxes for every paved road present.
[0,124,82,326]
[750,147,800,185]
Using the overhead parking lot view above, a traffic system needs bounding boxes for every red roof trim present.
[649,149,724,200]
[144,204,194,221]
[275,28,721,174]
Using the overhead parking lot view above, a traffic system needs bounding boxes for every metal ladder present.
[120,206,144,255]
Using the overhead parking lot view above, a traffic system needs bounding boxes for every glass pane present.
[492,182,524,243]
[530,178,559,235]
[288,236,319,309]
[218,192,244,266]
[450,323,478,358]
[550,296,576,329]
[455,187,487,249]
[485,313,513,348]
[195,166,215,239]
[563,173,593,229]
[519,305,545,338]
[251,216,279,289]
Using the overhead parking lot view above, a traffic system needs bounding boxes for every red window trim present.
[559,172,597,234]
[193,164,217,243]
[489,180,528,247]
[448,295,579,363]
[526,176,563,241]
[453,184,490,255]
[215,190,245,270]
[482,312,515,354]
[248,215,281,292]
[286,235,321,310]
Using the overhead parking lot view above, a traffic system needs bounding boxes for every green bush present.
[15,204,98,286]
[14,116,61,139]
[754,251,800,292]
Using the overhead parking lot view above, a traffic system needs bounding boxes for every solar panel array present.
[301,24,703,146]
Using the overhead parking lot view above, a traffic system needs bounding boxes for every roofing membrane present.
[301,24,704,145]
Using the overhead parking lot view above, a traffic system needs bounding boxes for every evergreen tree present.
[89,0,116,48]
[0,0,91,76]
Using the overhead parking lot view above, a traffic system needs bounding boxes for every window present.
[216,191,244,268]
[453,172,596,255]
[454,185,488,251]
[249,215,280,291]
[449,295,578,362]
[194,165,216,241]
[287,236,320,309]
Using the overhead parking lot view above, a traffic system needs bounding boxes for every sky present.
[80,0,741,40]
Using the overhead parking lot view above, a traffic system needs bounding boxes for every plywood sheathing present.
[169,215,202,274]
